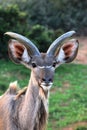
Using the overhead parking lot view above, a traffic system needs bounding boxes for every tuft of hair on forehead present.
[41,53,47,59]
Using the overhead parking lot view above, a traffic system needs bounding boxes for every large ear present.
[8,39,31,64]
[55,39,79,65]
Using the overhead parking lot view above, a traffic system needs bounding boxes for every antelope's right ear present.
[8,39,31,64]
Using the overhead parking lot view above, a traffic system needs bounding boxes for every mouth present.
[40,82,53,91]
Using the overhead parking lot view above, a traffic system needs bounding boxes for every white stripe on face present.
[38,66,52,69]
[38,66,55,73]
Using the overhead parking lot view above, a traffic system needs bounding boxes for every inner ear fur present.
[62,39,79,63]
[8,39,25,64]
[55,39,79,64]
[62,43,74,57]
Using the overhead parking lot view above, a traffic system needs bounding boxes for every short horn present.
[47,31,76,56]
[5,32,40,56]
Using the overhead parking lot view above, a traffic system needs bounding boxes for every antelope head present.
[5,31,79,91]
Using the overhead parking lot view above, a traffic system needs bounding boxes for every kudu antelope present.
[0,31,79,130]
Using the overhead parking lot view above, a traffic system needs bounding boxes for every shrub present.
[0,5,28,59]
[76,126,87,130]
[27,24,55,52]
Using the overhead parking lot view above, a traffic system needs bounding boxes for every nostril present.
[42,78,46,82]
[49,78,52,82]
[42,78,52,82]
[42,78,53,83]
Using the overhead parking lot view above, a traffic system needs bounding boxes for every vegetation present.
[0,5,28,59]
[27,24,54,52]
[0,60,87,129]
[0,5,55,59]
[76,126,87,130]
[0,0,87,33]
[0,1,87,129]
[0,0,87,59]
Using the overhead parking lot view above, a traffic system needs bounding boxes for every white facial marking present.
[41,82,53,91]
[38,66,52,69]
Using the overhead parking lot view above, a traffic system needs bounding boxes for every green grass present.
[76,126,87,130]
[0,59,87,129]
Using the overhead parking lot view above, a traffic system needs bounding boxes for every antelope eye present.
[32,62,37,68]
[53,62,56,67]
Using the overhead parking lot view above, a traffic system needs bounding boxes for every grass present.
[76,126,87,130]
[0,59,87,129]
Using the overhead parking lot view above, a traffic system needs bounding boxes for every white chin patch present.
[40,82,53,91]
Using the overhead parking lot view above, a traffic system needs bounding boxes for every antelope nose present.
[42,78,52,83]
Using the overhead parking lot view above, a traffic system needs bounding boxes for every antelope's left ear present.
[55,39,79,64]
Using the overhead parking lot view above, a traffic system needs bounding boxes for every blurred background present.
[0,0,87,130]
[0,0,87,59]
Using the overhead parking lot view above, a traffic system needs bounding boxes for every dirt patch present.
[74,37,87,64]
[62,121,87,130]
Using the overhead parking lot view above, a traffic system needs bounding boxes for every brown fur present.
[0,79,48,130]
[15,87,27,100]
[0,33,79,130]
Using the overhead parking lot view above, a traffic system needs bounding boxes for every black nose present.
[42,78,52,83]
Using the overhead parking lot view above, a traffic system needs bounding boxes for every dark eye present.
[53,62,56,67]
[32,63,37,68]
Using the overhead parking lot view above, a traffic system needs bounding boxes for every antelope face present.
[31,54,55,90]
[5,31,79,91]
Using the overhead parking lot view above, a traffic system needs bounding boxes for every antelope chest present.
[34,96,48,130]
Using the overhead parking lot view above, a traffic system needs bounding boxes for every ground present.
[63,37,87,130]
